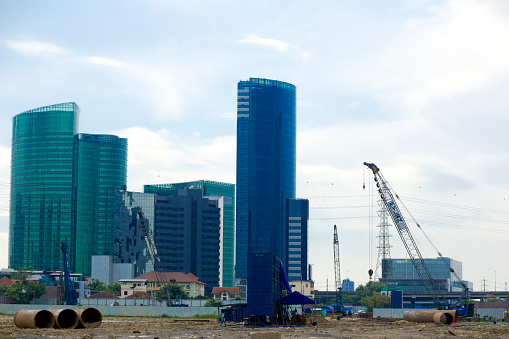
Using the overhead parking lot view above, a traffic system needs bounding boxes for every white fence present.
[373,308,405,319]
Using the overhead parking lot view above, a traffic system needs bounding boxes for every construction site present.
[2,312,509,338]
[3,162,509,338]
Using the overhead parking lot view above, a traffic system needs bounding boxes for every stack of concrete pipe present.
[14,307,102,329]
[403,309,458,325]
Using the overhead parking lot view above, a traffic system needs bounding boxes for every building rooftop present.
[135,271,206,285]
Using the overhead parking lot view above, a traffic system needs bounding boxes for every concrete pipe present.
[75,307,102,329]
[403,310,454,325]
[49,309,79,329]
[14,309,55,329]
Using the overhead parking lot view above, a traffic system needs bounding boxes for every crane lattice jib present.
[333,225,341,292]
[364,162,449,308]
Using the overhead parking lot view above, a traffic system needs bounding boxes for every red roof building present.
[0,276,16,286]
[119,271,206,299]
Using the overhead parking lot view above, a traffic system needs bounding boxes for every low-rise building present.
[119,271,205,298]
[212,287,242,301]
[289,280,314,299]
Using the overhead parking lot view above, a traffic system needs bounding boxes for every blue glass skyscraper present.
[236,78,296,279]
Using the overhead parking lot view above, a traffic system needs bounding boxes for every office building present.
[74,134,127,276]
[342,278,355,292]
[10,103,79,271]
[114,190,156,277]
[115,189,222,295]
[236,78,296,279]
[144,180,235,287]
[381,257,469,292]
[286,198,309,281]
[9,103,127,274]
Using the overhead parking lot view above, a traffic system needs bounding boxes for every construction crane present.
[137,210,176,306]
[59,242,78,305]
[137,210,161,266]
[333,225,343,313]
[363,162,470,309]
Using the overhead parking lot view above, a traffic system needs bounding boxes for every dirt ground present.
[1,314,509,338]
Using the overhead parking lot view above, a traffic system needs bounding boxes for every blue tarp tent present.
[277,291,316,305]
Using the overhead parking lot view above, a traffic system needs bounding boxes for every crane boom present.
[137,211,161,267]
[364,162,450,308]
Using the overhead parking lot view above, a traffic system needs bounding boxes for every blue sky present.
[1,0,509,292]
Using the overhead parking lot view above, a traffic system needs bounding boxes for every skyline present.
[1,0,509,292]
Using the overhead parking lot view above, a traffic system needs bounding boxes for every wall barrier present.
[375,308,507,320]
[0,304,218,317]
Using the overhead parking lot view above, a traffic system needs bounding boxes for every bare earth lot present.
[1,314,508,338]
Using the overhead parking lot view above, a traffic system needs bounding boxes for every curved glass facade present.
[236,78,296,279]
[73,134,127,276]
[10,103,79,271]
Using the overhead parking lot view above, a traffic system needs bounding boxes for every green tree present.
[352,281,387,306]
[190,295,209,300]
[5,282,46,304]
[0,284,9,296]
[204,298,222,307]
[10,267,33,281]
[155,281,189,302]
[360,293,392,311]
[234,295,242,300]
[105,283,121,296]
[89,279,107,292]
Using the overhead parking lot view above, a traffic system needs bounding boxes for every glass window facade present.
[236,78,296,279]
[10,103,79,271]
[144,180,235,287]
[114,190,156,277]
[382,257,464,292]
[73,134,127,276]
[286,198,309,281]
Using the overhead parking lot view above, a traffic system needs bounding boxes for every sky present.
[1,0,508,293]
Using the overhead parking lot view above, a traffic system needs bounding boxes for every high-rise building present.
[115,189,222,295]
[236,78,296,279]
[10,103,79,271]
[144,180,235,287]
[73,134,128,276]
[342,278,355,292]
[9,103,127,274]
[286,198,309,281]
[114,190,156,277]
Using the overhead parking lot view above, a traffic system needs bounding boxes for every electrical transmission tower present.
[333,225,343,310]
[374,200,393,281]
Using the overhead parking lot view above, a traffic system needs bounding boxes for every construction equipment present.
[504,308,509,322]
[333,225,344,314]
[137,210,173,305]
[363,162,470,310]
[60,242,78,305]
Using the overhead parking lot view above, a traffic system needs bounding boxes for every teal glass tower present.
[144,180,235,287]
[73,134,127,276]
[236,78,296,279]
[10,103,79,271]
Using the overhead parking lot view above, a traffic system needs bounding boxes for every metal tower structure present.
[333,225,343,310]
[374,200,393,281]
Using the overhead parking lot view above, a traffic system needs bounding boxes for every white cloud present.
[4,40,65,55]
[348,1,509,112]
[219,111,236,119]
[86,56,126,68]
[110,126,235,192]
[236,34,291,52]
